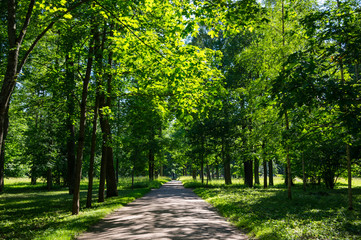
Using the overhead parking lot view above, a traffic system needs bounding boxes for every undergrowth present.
[181,176,361,240]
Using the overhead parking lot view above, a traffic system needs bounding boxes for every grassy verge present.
[181,176,361,240]
[0,177,170,240]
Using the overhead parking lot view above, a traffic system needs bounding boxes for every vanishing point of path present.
[77,180,249,240]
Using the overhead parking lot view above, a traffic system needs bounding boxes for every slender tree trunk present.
[302,152,306,191]
[262,142,267,188]
[216,164,219,179]
[72,28,95,215]
[224,146,232,185]
[200,158,204,184]
[116,157,119,184]
[254,157,260,185]
[268,159,274,186]
[98,145,107,202]
[65,52,76,195]
[346,144,353,210]
[0,106,9,192]
[206,165,210,185]
[263,160,268,189]
[47,167,52,191]
[149,148,154,181]
[86,95,99,208]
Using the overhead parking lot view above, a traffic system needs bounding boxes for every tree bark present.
[268,159,274,186]
[254,157,260,185]
[149,148,154,181]
[346,144,353,210]
[47,167,52,191]
[65,51,76,195]
[86,95,99,208]
[302,152,306,191]
[0,106,9,193]
[262,142,267,188]
[244,159,253,187]
[263,160,268,189]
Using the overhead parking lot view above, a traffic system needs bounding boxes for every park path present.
[77,180,248,240]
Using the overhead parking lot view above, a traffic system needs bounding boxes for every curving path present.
[77,180,248,240]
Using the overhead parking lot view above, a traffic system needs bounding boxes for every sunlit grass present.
[0,176,170,240]
[181,176,361,239]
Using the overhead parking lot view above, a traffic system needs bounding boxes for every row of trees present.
[1,0,360,214]
[168,0,361,211]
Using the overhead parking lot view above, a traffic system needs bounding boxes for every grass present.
[181,176,361,240]
[0,176,170,240]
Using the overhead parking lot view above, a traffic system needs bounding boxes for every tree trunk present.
[65,52,76,195]
[86,95,99,208]
[346,144,353,210]
[302,152,306,191]
[192,168,197,180]
[216,164,219,179]
[268,159,274,186]
[98,145,107,202]
[244,159,253,187]
[254,157,260,185]
[263,160,268,189]
[206,165,210,185]
[262,142,267,188]
[0,106,9,192]
[72,28,95,215]
[47,167,52,191]
[105,144,118,197]
[149,148,154,181]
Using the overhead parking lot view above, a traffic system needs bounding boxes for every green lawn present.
[0,177,169,240]
[181,176,361,240]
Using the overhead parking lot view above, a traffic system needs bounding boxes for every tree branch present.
[18,0,92,73]
[16,0,35,45]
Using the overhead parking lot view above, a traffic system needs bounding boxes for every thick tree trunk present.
[268,159,274,186]
[72,30,94,215]
[244,159,253,187]
[254,157,260,185]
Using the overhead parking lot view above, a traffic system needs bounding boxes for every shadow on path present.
[77,181,248,240]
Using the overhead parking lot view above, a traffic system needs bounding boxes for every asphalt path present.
[77,180,249,240]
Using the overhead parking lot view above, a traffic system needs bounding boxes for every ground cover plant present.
[181,176,361,240]
[0,177,169,240]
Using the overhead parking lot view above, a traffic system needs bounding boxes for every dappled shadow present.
[0,184,146,239]
[77,181,248,240]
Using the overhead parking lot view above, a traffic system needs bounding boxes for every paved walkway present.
[77,181,248,240]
